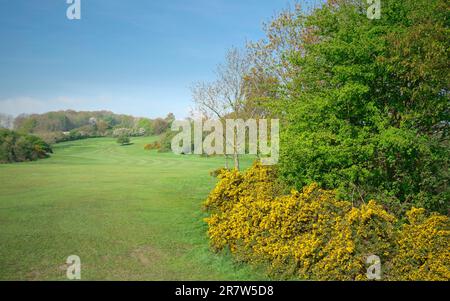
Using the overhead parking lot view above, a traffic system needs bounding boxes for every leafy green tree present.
[137,118,154,135]
[263,0,448,214]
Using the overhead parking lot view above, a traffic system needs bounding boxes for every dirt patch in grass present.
[130,245,167,267]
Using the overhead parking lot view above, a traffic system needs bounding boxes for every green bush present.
[0,129,52,163]
[117,135,131,145]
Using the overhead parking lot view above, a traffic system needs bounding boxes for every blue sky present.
[0,0,318,119]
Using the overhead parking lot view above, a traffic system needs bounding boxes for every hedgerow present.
[204,162,449,280]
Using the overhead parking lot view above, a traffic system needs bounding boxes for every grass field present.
[0,137,263,280]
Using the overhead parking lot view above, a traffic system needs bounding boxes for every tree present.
[164,113,175,125]
[137,118,154,135]
[263,0,449,214]
[96,120,110,135]
[191,47,253,170]
[152,118,169,135]
[117,135,130,146]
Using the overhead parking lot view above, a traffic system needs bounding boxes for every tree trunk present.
[233,152,240,171]
[224,155,229,169]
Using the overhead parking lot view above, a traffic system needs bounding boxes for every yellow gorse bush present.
[204,162,450,280]
[312,201,396,280]
[389,208,450,281]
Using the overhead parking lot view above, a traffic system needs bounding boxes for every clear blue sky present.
[0,0,319,119]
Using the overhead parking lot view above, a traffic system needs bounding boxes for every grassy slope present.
[0,137,264,280]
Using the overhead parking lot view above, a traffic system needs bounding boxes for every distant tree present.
[88,117,97,126]
[14,114,37,133]
[137,118,154,135]
[164,113,175,125]
[96,120,110,135]
[117,135,130,146]
[152,118,169,135]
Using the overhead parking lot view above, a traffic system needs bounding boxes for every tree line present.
[3,110,175,144]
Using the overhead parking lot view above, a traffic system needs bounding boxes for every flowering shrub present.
[312,201,396,280]
[209,167,228,178]
[204,169,244,214]
[144,142,161,150]
[389,208,450,281]
[204,162,449,280]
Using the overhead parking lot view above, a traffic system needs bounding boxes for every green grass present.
[0,137,264,280]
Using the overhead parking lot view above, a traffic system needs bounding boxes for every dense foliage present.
[390,208,450,280]
[255,0,450,215]
[204,163,450,280]
[12,110,175,144]
[200,0,449,280]
[0,129,52,163]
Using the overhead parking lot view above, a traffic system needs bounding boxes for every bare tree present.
[191,47,252,170]
[191,81,231,168]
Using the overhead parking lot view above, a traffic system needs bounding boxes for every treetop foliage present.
[255,0,450,214]
[10,110,175,144]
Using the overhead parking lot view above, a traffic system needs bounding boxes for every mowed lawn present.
[0,137,263,280]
